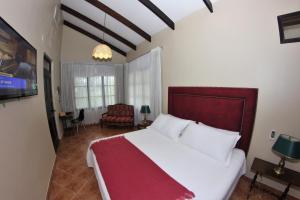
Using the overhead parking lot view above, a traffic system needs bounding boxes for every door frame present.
[44,54,54,104]
[43,53,60,151]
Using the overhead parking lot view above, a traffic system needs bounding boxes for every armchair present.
[100,104,134,128]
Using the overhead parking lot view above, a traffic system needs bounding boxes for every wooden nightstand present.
[248,157,300,200]
[136,120,153,130]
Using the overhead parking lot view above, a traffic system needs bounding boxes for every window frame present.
[74,77,89,109]
[74,75,116,109]
[103,76,116,106]
[88,76,104,108]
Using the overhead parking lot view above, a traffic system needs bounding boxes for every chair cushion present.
[115,116,133,123]
[102,116,133,123]
[107,104,134,117]
[102,116,117,122]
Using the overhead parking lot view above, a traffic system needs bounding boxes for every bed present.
[87,87,258,200]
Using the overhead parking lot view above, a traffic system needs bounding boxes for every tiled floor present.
[47,125,298,200]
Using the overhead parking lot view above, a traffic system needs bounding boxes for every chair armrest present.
[102,112,108,118]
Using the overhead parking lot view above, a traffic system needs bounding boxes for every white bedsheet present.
[86,128,246,200]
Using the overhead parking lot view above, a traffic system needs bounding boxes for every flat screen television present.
[0,17,37,100]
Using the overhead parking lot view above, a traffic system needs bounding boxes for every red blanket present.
[91,136,195,200]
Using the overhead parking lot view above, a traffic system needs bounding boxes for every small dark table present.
[249,157,300,200]
[136,120,153,130]
[59,112,74,130]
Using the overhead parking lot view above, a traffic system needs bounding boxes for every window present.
[74,76,116,109]
[89,76,103,108]
[74,77,88,109]
[104,76,116,106]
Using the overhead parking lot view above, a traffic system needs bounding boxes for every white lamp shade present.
[92,44,112,60]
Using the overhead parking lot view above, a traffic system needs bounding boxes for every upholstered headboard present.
[168,87,258,155]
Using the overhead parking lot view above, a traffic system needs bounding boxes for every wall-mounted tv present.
[0,17,37,100]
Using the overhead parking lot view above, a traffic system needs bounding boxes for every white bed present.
[86,128,246,200]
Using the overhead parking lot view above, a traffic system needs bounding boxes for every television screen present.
[0,17,37,100]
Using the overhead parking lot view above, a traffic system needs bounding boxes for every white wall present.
[61,26,127,64]
[128,0,300,197]
[0,0,63,199]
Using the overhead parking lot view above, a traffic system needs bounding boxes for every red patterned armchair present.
[100,104,134,128]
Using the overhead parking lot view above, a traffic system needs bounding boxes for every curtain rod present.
[61,61,124,67]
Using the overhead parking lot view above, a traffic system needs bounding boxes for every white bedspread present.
[86,128,246,200]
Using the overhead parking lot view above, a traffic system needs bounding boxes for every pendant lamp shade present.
[92,13,112,61]
[92,44,112,60]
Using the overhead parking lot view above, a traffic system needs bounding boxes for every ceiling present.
[61,0,219,56]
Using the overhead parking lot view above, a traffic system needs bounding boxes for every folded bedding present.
[91,136,195,200]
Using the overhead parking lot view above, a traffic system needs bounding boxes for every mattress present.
[86,128,246,200]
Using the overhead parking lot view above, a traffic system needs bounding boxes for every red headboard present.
[168,87,258,155]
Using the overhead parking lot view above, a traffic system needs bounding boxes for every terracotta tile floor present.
[47,125,299,200]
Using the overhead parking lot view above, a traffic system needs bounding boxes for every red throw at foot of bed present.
[91,136,195,200]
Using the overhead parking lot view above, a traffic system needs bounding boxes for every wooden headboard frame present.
[168,87,258,155]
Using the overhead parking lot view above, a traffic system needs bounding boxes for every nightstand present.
[136,120,153,130]
[248,157,300,200]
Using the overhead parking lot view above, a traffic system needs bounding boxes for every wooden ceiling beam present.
[203,0,213,13]
[61,4,136,50]
[63,20,127,57]
[85,0,151,42]
[138,0,175,30]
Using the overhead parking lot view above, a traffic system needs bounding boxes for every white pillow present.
[199,123,240,165]
[180,123,240,165]
[149,114,170,131]
[149,114,192,141]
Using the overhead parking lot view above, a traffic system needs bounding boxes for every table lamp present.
[140,105,151,124]
[272,134,300,175]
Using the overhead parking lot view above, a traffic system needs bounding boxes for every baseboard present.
[45,154,57,200]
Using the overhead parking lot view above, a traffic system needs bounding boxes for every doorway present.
[43,54,59,152]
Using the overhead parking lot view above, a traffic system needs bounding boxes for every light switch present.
[270,130,276,140]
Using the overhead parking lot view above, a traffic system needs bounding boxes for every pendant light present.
[92,13,112,61]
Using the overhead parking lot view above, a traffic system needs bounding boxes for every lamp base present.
[142,119,148,125]
[142,114,148,125]
[274,157,286,175]
[274,166,285,175]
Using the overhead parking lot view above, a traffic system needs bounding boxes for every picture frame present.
[0,17,38,100]
[278,11,300,44]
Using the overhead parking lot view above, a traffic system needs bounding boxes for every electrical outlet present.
[270,130,276,140]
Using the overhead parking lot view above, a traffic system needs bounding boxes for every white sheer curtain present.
[125,47,162,124]
[61,63,124,125]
